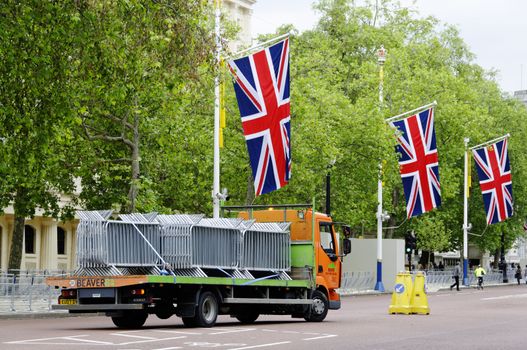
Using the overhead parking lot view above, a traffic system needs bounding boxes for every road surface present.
[2,284,526,349]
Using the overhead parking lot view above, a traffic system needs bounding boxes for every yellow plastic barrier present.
[389,272,413,314]
[410,272,430,315]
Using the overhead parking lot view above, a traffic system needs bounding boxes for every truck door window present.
[319,223,335,255]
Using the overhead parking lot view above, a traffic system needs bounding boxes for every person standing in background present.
[515,264,522,285]
[450,262,461,291]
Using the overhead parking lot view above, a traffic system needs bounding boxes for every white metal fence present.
[0,271,66,313]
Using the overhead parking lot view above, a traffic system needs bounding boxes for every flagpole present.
[469,133,510,151]
[375,46,386,292]
[212,0,221,218]
[385,101,437,123]
[229,32,290,59]
[463,138,470,286]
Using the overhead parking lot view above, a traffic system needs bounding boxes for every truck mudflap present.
[328,289,341,310]
[329,300,341,310]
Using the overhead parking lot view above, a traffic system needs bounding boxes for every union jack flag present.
[472,138,513,225]
[228,39,291,196]
[389,107,441,218]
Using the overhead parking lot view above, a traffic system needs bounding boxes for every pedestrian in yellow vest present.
[474,265,486,290]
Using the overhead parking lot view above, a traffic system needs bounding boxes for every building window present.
[57,227,66,255]
[24,225,36,254]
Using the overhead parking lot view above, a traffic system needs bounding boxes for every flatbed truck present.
[47,205,351,328]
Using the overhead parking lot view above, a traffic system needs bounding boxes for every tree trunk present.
[126,112,140,213]
[493,249,500,270]
[8,215,25,273]
[245,172,255,205]
[385,188,400,239]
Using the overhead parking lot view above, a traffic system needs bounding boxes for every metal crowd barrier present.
[413,269,514,290]
[190,218,248,269]
[76,210,112,267]
[106,221,161,267]
[241,222,291,271]
[0,271,66,313]
[75,211,293,273]
[338,271,375,294]
[157,214,204,269]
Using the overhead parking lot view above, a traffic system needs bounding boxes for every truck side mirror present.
[343,238,351,255]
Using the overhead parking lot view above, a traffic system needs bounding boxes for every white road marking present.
[276,330,300,334]
[209,328,256,335]
[117,336,187,346]
[62,336,114,345]
[111,332,157,340]
[153,330,202,335]
[303,334,337,341]
[152,347,182,350]
[5,334,110,345]
[228,341,291,350]
[481,293,527,301]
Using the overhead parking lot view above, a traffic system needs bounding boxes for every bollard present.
[389,272,413,314]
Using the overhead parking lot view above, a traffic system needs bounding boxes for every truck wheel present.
[111,311,148,329]
[304,290,329,322]
[194,291,219,327]
[235,311,259,324]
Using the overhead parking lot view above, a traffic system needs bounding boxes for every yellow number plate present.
[59,298,77,305]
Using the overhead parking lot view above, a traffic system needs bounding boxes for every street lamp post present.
[500,232,508,283]
[462,138,469,285]
[375,46,386,292]
[212,0,222,218]
[326,159,336,217]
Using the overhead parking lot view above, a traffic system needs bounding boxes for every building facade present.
[513,90,527,107]
[0,210,78,272]
[223,0,255,52]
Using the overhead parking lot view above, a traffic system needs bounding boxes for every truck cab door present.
[316,221,341,289]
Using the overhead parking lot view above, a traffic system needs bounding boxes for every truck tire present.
[193,291,219,327]
[111,311,148,329]
[304,290,329,322]
[235,311,259,324]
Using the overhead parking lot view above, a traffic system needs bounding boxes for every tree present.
[72,0,216,213]
[0,1,79,271]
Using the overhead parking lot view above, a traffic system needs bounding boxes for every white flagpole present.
[385,101,437,123]
[469,133,510,151]
[463,138,469,285]
[229,32,290,59]
[375,46,386,292]
[212,0,221,218]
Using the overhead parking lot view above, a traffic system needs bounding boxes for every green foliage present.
[0,0,81,269]
[71,0,216,213]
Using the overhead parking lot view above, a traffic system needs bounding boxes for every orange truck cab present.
[236,205,351,311]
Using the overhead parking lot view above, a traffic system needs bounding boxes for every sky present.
[251,0,527,94]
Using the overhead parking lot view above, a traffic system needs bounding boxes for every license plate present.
[59,298,77,305]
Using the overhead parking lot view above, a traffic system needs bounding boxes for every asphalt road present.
[2,284,527,350]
